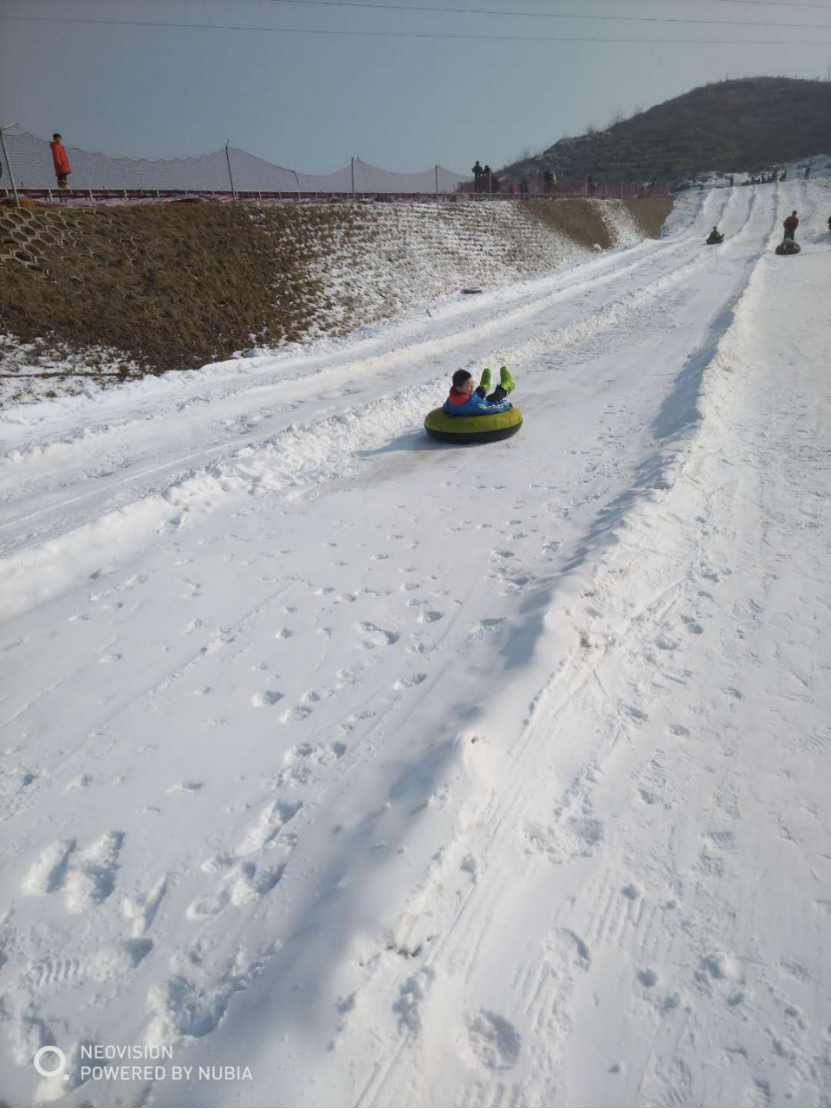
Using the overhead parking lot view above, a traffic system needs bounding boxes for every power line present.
[256,0,831,29]
[713,0,831,9]
[4,13,831,44]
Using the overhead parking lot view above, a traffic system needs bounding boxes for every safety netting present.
[0,132,471,195]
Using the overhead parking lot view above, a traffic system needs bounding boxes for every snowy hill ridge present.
[0,178,829,1107]
[501,76,831,185]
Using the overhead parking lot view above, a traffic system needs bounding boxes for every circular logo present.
[33,1045,67,1078]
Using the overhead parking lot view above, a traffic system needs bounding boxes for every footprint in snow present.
[466,618,507,641]
[279,704,313,724]
[235,798,302,858]
[461,1009,522,1072]
[252,690,284,708]
[187,861,285,919]
[417,611,443,625]
[393,674,428,690]
[22,839,76,896]
[355,622,399,650]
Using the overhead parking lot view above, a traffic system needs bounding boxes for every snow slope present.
[0,179,829,1108]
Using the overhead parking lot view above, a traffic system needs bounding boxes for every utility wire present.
[4,13,831,44]
[255,0,831,29]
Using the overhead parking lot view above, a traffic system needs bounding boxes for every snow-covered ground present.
[1,178,829,1108]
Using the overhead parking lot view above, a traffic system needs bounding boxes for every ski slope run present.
[1,180,829,1107]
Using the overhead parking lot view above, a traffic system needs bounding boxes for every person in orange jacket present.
[50,133,71,190]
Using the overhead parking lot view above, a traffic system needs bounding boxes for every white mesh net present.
[1,133,470,195]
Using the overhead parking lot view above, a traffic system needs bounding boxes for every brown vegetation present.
[1,197,671,394]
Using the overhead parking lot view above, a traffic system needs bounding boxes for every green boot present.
[499,366,515,395]
[479,368,492,394]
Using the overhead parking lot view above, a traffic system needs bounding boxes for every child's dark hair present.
[452,369,472,388]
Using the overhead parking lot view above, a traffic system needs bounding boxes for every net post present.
[0,124,21,208]
[225,141,237,200]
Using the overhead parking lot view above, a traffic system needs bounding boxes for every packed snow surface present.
[1,179,830,1108]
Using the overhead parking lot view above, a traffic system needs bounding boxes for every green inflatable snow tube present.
[424,406,523,444]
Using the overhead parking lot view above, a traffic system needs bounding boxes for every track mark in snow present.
[637,968,660,988]
[122,874,168,936]
[145,942,278,1047]
[22,839,76,895]
[417,610,443,624]
[251,689,284,707]
[619,703,649,725]
[393,673,428,690]
[748,1078,774,1108]
[24,941,152,992]
[235,798,302,857]
[668,724,690,739]
[279,703,314,723]
[187,861,285,919]
[634,754,672,808]
[64,774,92,792]
[392,967,435,1033]
[466,617,507,642]
[63,831,125,913]
[551,927,592,968]
[355,622,400,650]
[524,816,604,863]
[274,741,346,786]
[462,1010,522,1072]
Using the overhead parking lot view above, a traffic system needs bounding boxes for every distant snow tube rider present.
[706,227,724,245]
[424,367,523,444]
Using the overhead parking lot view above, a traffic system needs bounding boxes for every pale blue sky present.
[1,0,828,174]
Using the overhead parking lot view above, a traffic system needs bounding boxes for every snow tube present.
[424,406,523,444]
[775,240,801,255]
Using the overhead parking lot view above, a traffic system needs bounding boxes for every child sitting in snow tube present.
[424,367,523,444]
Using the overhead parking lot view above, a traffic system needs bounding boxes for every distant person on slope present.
[706,226,724,245]
[783,211,799,240]
[443,367,515,417]
[50,133,71,191]
[827,214,831,240]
